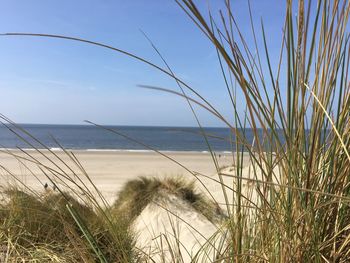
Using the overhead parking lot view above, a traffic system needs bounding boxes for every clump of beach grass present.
[0,188,134,262]
[174,0,350,261]
[111,176,224,223]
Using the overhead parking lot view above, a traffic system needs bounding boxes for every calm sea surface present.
[0,124,275,152]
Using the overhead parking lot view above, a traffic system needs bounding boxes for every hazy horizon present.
[10,122,230,128]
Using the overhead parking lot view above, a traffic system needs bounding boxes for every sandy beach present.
[0,150,248,204]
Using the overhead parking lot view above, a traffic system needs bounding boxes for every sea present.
[0,124,260,152]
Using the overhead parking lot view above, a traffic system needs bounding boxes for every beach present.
[0,150,246,204]
[0,0,347,260]
[0,149,253,261]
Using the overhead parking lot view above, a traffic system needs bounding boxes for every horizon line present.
[6,122,229,129]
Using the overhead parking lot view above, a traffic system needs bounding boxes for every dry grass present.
[111,176,225,223]
[0,189,134,262]
[174,0,350,261]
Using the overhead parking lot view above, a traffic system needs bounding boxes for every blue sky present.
[0,1,287,127]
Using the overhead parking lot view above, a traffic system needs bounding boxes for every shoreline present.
[0,148,234,154]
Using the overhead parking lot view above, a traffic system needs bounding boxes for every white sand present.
[134,192,226,262]
[0,150,246,204]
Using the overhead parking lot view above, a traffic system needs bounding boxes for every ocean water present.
[0,124,269,152]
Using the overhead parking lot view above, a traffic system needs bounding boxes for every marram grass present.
[111,176,224,223]
[0,189,134,262]
[0,0,350,262]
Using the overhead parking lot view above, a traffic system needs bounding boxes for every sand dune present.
[134,191,226,262]
[0,149,261,262]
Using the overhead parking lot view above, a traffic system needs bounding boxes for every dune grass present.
[111,176,224,223]
[0,176,223,262]
[0,189,134,262]
[0,0,350,262]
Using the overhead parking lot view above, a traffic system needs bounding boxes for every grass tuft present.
[111,176,225,223]
[0,188,134,262]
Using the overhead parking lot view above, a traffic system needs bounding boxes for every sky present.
[0,0,287,127]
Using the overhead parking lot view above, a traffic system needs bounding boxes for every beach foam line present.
[49,147,63,151]
[83,149,232,154]
[82,149,230,154]
[0,147,234,154]
[85,149,151,153]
